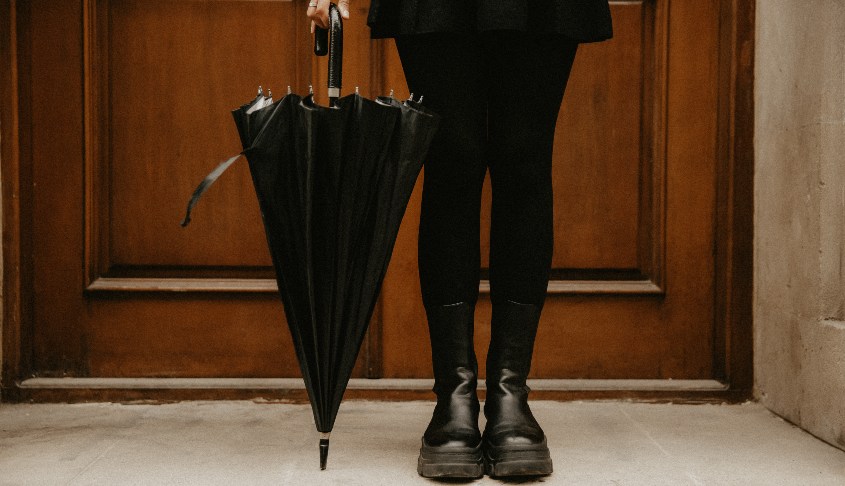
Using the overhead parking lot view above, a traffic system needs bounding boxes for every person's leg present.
[482,30,578,478]
[485,31,578,306]
[395,33,488,310]
[394,33,487,479]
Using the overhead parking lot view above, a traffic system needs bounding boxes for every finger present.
[305,0,322,29]
[338,0,350,19]
[306,12,327,30]
[306,5,317,29]
[308,12,327,30]
[305,0,328,30]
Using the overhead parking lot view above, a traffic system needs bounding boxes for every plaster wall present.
[0,182,3,400]
[754,0,845,450]
[0,108,3,402]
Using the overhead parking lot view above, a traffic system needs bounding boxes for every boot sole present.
[417,441,484,478]
[483,437,553,477]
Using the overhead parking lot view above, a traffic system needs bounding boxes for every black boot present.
[417,301,484,478]
[483,299,553,477]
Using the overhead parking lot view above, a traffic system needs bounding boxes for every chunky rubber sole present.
[417,439,484,478]
[483,436,553,477]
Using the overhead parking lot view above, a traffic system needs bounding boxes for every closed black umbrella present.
[182,3,439,470]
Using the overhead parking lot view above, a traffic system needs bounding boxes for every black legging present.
[395,31,578,308]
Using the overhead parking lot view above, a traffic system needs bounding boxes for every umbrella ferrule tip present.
[319,437,330,470]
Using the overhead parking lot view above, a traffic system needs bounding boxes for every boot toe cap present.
[483,425,546,447]
[424,427,481,448]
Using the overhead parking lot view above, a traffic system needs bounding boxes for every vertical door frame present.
[713,0,755,397]
[1,0,30,402]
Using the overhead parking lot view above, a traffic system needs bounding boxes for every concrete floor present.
[1,400,844,485]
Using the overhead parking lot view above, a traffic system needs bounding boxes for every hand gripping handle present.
[314,3,343,104]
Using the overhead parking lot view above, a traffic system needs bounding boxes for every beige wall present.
[754,0,845,450]
[1,126,3,399]
[0,180,3,397]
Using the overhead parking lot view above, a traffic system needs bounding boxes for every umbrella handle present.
[313,3,343,105]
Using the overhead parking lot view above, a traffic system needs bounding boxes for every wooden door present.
[2,0,753,400]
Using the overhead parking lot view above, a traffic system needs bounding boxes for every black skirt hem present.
[368,23,613,44]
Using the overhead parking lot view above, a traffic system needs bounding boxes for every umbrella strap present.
[180,153,243,227]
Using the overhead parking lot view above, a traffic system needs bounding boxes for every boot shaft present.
[486,299,543,385]
[425,302,478,384]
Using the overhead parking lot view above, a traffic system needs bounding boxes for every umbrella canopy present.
[181,3,439,470]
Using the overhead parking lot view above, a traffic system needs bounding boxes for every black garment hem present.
[368,24,613,44]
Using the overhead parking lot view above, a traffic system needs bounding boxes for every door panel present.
[107,0,289,268]
[19,0,723,384]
